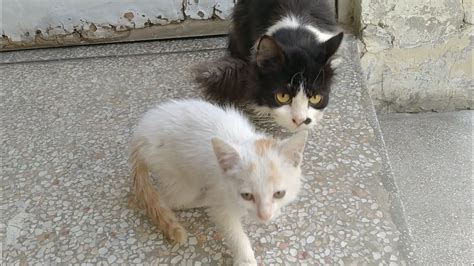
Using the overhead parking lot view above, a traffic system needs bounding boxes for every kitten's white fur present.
[266,15,335,42]
[130,99,308,265]
[266,15,300,35]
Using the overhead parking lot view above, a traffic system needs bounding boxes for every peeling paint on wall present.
[359,0,473,113]
[0,0,234,49]
[184,0,235,19]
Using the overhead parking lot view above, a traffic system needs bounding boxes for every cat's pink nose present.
[292,117,311,125]
[257,211,272,222]
[292,118,303,125]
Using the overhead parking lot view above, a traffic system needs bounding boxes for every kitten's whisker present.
[290,71,304,87]
[322,68,326,85]
[312,68,323,87]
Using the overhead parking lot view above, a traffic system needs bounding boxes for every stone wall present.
[358,0,473,113]
[1,0,234,50]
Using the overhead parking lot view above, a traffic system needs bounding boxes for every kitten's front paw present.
[233,257,257,266]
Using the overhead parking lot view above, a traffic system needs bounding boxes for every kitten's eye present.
[309,95,323,106]
[273,190,286,199]
[275,92,291,104]
[240,193,254,201]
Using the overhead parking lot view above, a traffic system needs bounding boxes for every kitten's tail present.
[193,55,255,104]
[129,138,187,244]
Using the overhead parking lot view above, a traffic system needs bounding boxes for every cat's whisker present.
[312,68,324,87]
[290,71,304,86]
[322,68,326,86]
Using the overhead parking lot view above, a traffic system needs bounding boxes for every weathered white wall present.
[1,0,234,49]
[359,0,473,113]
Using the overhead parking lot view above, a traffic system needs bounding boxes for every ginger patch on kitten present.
[254,138,277,156]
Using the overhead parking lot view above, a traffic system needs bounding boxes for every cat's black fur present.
[195,0,343,108]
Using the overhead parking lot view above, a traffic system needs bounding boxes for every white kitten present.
[130,99,308,265]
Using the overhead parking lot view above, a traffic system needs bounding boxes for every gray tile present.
[379,111,473,265]
[0,37,227,64]
[1,36,411,264]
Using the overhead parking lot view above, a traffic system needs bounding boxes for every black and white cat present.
[195,0,343,132]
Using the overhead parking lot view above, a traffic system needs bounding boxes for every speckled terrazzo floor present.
[1,36,413,264]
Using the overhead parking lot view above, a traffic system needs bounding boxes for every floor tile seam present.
[0,47,226,66]
[341,35,418,264]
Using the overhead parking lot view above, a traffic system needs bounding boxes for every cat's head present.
[211,131,308,223]
[251,32,343,132]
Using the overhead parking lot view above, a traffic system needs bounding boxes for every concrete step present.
[0,37,227,65]
[378,111,473,264]
[1,36,413,264]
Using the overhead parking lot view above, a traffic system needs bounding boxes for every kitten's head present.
[251,32,343,132]
[212,131,308,223]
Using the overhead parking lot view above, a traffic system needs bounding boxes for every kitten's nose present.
[292,117,312,125]
[257,210,272,222]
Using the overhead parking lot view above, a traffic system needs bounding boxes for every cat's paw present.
[233,257,257,266]
[165,224,188,245]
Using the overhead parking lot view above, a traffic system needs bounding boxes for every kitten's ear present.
[212,138,241,173]
[256,35,285,69]
[280,131,309,167]
[323,32,344,62]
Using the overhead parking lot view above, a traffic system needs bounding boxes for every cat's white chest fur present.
[130,99,308,265]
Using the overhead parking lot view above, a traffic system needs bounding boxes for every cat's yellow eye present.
[309,95,323,105]
[241,193,254,201]
[273,190,286,199]
[275,92,291,104]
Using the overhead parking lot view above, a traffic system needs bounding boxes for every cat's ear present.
[212,138,241,173]
[279,131,308,167]
[256,35,285,69]
[323,32,343,62]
